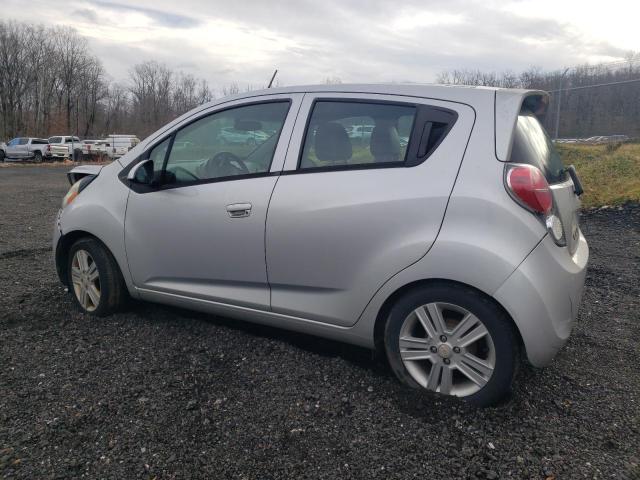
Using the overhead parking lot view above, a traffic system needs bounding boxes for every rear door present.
[266,93,475,326]
[16,138,29,159]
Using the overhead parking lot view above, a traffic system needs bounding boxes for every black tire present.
[0,150,5,162]
[33,151,43,163]
[384,283,519,407]
[67,237,128,316]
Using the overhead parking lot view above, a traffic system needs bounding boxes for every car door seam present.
[265,93,307,310]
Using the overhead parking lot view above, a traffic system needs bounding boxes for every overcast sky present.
[4,0,640,90]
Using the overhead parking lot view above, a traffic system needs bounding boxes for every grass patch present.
[557,143,640,208]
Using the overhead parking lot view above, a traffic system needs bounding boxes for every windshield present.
[510,111,566,184]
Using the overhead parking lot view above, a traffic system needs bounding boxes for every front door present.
[6,138,25,159]
[124,96,300,309]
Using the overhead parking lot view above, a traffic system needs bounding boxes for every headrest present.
[370,123,401,162]
[314,122,352,162]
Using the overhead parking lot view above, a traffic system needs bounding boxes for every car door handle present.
[226,203,252,218]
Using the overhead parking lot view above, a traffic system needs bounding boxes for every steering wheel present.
[210,152,250,176]
[171,166,199,181]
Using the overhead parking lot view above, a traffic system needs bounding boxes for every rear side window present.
[300,101,416,169]
[511,112,566,184]
[18,138,28,145]
[33,139,48,144]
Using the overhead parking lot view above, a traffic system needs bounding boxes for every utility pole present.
[554,67,571,140]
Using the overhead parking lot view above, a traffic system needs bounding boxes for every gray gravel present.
[1,165,639,479]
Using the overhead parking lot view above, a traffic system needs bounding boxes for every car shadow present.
[128,299,390,374]
[126,299,533,417]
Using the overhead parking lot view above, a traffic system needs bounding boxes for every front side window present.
[8,138,19,146]
[160,101,290,185]
[299,101,416,170]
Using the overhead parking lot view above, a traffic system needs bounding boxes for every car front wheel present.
[67,238,127,316]
[384,283,519,407]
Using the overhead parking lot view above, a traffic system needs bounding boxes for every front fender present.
[56,161,137,296]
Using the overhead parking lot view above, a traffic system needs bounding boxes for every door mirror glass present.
[127,159,155,184]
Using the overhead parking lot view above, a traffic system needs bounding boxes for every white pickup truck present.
[80,139,101,159]
[2,137,49,162]
[47,135,83,160]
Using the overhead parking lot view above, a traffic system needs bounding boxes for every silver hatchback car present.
[53,84,588,406]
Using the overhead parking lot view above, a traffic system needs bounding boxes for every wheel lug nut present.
[430,346,437,353]
[443,358,450,365]
[453,347,461,353]
[440,335,447,342]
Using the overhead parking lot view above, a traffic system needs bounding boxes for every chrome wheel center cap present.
[437,344,452,359]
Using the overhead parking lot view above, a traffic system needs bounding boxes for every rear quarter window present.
[510,112,566,184]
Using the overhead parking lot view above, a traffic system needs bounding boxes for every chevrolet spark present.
[53,84,588,406]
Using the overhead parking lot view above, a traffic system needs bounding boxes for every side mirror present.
[127,159,155,185]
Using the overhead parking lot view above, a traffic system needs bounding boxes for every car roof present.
[123,83,548,167]
[209,83,542,106]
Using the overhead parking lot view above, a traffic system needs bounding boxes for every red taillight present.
[46,144,51,152]
[506,164,553,214]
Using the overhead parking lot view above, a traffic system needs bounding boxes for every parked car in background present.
[48,136,82,160]
[101,135,140,159]
[347,124,375,144]
[81,139,101,159]
[218,127,268,146]
[53,84,589,407]
[3,137,49,162]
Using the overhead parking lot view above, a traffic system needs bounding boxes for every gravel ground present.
[1,165,639,479]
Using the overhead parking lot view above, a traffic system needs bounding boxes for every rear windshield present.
[510,111,566,184]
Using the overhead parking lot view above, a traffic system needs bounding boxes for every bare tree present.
[52,26,90,131]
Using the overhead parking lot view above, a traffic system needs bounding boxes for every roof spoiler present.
[495,90,549,162]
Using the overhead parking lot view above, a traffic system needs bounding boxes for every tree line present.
[2,19,639,141]
[436,56,640,138]
[0,21,217,140]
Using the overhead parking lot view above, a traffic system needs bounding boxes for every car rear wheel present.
[0,150,5,162]
[33,151,42,163]
[67,238,127,316]
[384,283,519,407]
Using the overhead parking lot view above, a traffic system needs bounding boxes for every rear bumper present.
[494,231,589,367]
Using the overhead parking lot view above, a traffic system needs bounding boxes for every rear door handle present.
[226,203,252,218]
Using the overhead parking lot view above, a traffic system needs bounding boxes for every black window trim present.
[293,97,458,175]
[119,99,293,192]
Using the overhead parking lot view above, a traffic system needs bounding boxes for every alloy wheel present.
[71,249,101,312]
[399,302,496,397]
